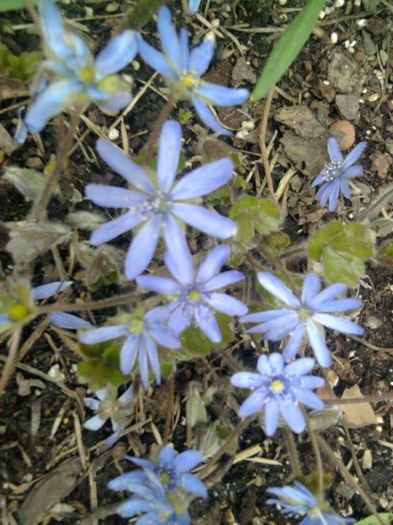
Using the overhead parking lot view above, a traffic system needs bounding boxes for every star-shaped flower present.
[311,138,366,211]
[241,272,363,368]
[86,120,236,279]
[137,7,249,134]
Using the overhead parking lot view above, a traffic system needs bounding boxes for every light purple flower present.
[109,468,192,524]
[136,244,247,343]
[311,138,367,211]
[79,307,180,389]
[15,0,137,142]
[188,0,202,14]
[267,481,355,524]
[86,120,236,279]
[49,311,92,330]
[137,7,249,134]
[84,384,133,447]
[241,272,363,368]
[231,353,324,435]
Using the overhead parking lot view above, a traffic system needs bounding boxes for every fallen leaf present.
[341,385,377,428]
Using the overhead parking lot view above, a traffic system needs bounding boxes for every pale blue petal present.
[120,334,140,374]
[90,211,143,245]
[342,141,367,169]
[192,96,231,135]
[282,325,304,360]
[301,273,321,306]
[265,352,284,375]
[124,215,161,279]
[179,28,190,71]
[239,390,265,417]
[309,283,347,309]
[241,309,292,324]
[188,39,214,76]
[317,298,361,313]
[118,384,133,404]
[97,91,132,112]
[84,414,106,431]
[158,7,182,71]
[171,157,233,200]
[171,202,237,238]
[342,165,363,179]
[145,306,170,324]
[280,401,305,433]
[195,306,221,342]
[157,121,182,192]
[163,214,193,285]
[327,137,343,162]
[173,450,203,471]
[340,178,351,198]
[294,389,324,410]
[137,35,175,78]
[285,357,315,376]
[137,275,181,294]
[301,376,325,389]
[137,337,149,388]
[312,313,364,335]
[256,272,300,308]
[85,184,145,208]
[264,400,280,436]
[25,80,81,133]
[39,0,69,59]
[143,333,161,384]
[202,270,244,292]
[49,312,91,329]
[315,183,333,208]
[159,445,176,464]
[117,499,152,518]
[207,293,248,316]
[311,173,325,187]
[80,324,129,345]
[188,0,202,15]
[168,306,193,335]
[231,371,263,389]
[95,30,137,78]
[328,178,340,211]
[96,139,155,193]
[33,280,72,300]
[196,245,229,283]
[180,473,207,498]
[196,83,249,106]
[306,320,331,368]
[148,324,180,349]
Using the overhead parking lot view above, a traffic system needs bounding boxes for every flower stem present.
[144,97,175,165]
[258,87,275,196]
[283,427,303,477]
[303,409,324,500]
[0,326,22,395]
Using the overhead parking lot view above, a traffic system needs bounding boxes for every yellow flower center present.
[79,67,95,83]
[299,306,310,320]
[181,73,197,89]
[269,379,285,394]
[189,290,201,302]
[8,304,32,322]
[129,318,144,334]
[309,507,320,518]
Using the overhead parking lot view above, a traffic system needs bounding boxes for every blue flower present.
[86,120,236,279]
[79,307,180,389]
[16,0,137,142]
[110,468,192,524]
[267,482,355,524]
[188,0,202,14]
[84,384,134,447]
[311,138,367,211]
[241,272,363,368]
[136,244,248,342]
[137,7,249,134]
[231,353,324,435]
[112,444,207,499]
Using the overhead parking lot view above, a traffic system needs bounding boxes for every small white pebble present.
[108,128,119,140]
[132,60,140,71]
[325,6,335,15]
[344,40,350,48]
[236,130,249,139]
[319,10,326,19]
[278,0,287,4]
[323,79,330,85]
[368,93,379,102]
[205,31,216,43]
[330,32,338,44]
[362,87,368,93]
[359,98,365,104]
[354,0,361,5]
[241,120,255,131]
[375,425,383,433]
[366,129,371,135]
[356,18,367,27]
[335,0,345,6]
[211,18,220,28]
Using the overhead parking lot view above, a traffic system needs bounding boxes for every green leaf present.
[251,0,326,101]
[178,108,193,125]
[115,0,168,31]
[230,195,282,242]
[308,222,374,287]
[377,240,393,270]
[263,231,290,256]
[354,514,393,525]
[0,0,39,12]
[78,340,128,389]
[181,313,235,358]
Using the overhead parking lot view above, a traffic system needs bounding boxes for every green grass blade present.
[354,514,393,525]
[251,0,325,101]
[0,0,39,12]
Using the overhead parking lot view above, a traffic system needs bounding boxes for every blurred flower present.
[231,353,324,435]
[15,0,137,142]
[188,0,202,14]
[241,272,363,368]
[49,311,91,329]
[79,307,180,389]
[137,244,247,342]
[110,468,192,524]
[267,481,355,524]
[137,7,249,134]
[311,138,366,211]
[84,384,133,446]
[86,120,236,279]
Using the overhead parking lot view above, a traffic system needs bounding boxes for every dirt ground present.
[0,1,392,524]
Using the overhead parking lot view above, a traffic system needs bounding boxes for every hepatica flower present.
[79,307,180,389]
[231,353,324,435]
[137,245,248,342]
[267,482,355,524]
[241,272,363,368]
[137,7,249,134]
[86,120,236,279]
[16,0,137,141]
[312,138,367,211]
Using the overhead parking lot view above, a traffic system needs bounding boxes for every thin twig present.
[37,291,142,314]
[0,327,22,395]
[163,376,175,443]
[283,427,302,477]
[258,87,275,196]
[304,410,324,500]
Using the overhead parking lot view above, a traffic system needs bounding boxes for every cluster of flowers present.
[11,1,368,523]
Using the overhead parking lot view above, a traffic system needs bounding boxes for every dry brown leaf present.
[341,384,377,428]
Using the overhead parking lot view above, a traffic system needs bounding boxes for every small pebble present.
[108,128,120,140]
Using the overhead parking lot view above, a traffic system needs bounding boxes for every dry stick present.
[37,291,141,314]
[30,110,81,221]
[19,317,50,361]
[258,87,275,196]
[303,410,324,500]
[163,376,175,443]
[349,334,393,353]
[323,393,393,404]
[283,427,302,477]
[0,327,22,395]
[144,97,175,165]
[315,435,385,525]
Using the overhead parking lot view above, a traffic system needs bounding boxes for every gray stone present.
[335,94,360,121]
[232,56,256,83]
